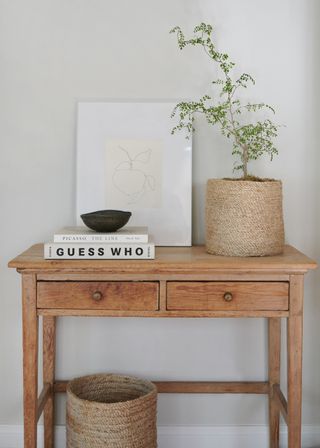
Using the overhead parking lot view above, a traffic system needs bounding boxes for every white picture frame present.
[76,101,192,246]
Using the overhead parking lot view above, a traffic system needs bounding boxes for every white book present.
[44,241,155,259]
[54,226,148,243]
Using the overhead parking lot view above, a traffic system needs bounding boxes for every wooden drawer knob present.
[92,291,103,301]
[223,292,233,302]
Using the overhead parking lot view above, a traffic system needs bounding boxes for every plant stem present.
[242,145,248,178]
[227,86,248,178]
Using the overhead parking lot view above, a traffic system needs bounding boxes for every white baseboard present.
[0,424,319,448]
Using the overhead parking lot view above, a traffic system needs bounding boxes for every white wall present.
[1,0,319,431]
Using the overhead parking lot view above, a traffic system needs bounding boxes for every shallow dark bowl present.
[80,210,132,232]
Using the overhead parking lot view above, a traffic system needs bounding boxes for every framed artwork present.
[76,101,192,246]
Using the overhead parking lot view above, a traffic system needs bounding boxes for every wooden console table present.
[9,244,317,448]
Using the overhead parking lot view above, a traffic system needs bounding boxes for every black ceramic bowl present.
[80,210,132,232]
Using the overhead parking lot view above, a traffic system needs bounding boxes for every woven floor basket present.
[67,374,157,448]
[206,179,285,257]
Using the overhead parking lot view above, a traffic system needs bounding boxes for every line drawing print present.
[112,145,156,204]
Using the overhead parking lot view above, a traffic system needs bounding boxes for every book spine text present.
[54,235,148,243]
[44,243,154,259]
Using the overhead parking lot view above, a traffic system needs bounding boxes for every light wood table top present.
[8,243,317,274]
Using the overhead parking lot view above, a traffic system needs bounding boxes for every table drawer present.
[37,281,159,310]
[167,282,289,311]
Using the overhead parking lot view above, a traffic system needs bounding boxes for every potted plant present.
[170,23,284,256]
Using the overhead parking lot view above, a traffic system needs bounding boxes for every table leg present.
[287,275,304,448]
[43,316,56,448]
[268,317,281,448]
[22,274,38,448]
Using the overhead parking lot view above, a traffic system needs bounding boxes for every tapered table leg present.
[268,317,281,448]
[43,316,56,448]
[287,275,304,448]
[22,274,38,448]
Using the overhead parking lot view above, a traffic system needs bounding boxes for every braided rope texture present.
[67,374,157,448]
[206,179,284,257]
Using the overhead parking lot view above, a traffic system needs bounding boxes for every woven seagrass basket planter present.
[205,179,285,257]
[67,374,157,448]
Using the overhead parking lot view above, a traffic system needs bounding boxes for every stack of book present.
[44,226,155,259]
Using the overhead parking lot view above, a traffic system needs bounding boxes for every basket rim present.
[207,178,282,185]
[66,373,157,408]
